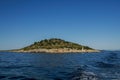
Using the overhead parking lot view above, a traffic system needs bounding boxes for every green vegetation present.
[22,38,93,50]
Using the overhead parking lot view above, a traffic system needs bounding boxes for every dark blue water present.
[0,51,120,80]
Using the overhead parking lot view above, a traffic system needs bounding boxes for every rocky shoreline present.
[12,49,100,53]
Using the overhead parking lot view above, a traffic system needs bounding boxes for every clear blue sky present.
[0,0,120,50]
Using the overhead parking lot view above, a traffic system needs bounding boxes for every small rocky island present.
[13,38,99,53]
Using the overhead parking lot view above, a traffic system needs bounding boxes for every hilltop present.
[13,38,99,53]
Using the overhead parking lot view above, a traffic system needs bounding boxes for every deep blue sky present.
[0,0,120,50]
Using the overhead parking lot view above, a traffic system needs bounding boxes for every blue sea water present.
[0,51,120,80]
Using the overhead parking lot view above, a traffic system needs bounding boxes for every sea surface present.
[0,51,120,80]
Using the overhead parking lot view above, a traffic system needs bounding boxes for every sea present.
[0,51,120,80]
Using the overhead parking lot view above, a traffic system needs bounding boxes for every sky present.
[0,0,120,50]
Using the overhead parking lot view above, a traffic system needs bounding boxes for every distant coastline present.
[11,48,100,53]
[5,38,100,53]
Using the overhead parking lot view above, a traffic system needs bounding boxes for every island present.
[12,38,100,53]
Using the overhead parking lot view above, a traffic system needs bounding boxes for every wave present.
[67,66,99,80]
